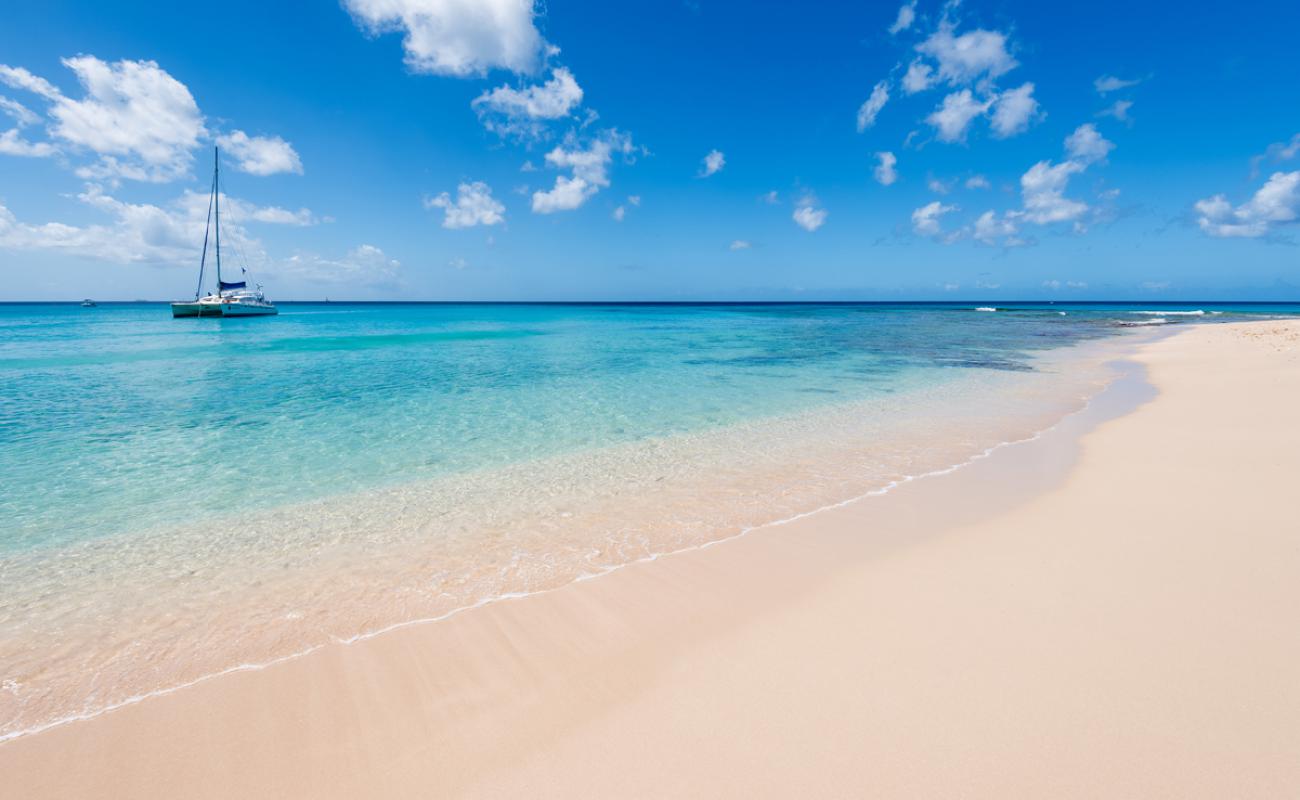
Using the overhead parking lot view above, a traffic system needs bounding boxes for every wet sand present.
[2,319,1298,798]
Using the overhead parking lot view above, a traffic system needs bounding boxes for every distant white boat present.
[172,147,277,318]
[80,299,96,307]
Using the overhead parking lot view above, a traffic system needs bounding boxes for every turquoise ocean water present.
[0,301,1296,738]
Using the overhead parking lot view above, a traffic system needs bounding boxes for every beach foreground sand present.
[3,320,1299,798]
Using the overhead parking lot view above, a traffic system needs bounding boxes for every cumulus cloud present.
[874,151,898,186]
[532,130,636,213]
[2,56,205,182]
[342,0,547,77]
[1195,171,1300,238]
[216,130,303,176]
[425,180,506,228]
[729,239,751,250]
[700,148,725,177]
[972,209,1020,245]
[963,123,1116,246]
[1094,75,1141,94]
[901,60,936,95]
[915,23,1017,86]
[792,197,827,231]
[1,57,300,182]
[0,183,311,266]
[856,81,890,132]
[1064,123,1114,164]
[0,128,56,157]
[965,174,990,189]
[989,82,1040,138]
[612,205,626,221]
[911,200,956,236]
[888,1,917,35]
[532,175,592,213]
[926,89,990,142]
[1018,160,1089,224]
[472,67,583,140]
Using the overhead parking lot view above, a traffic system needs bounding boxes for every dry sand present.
[2,319,1298,798]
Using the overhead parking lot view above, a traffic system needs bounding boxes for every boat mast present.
[214,147,222,293]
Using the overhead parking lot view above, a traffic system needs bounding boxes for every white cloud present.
[426,180,506,228]
[472,67,583,140]
[40,56,204,182]
[989,82,1040,138]
[1064,123,1114,164]
[221,198,317,226]
[612,205,625,221]
[915,23,1017,86]
[856,81,890,131]
[700,148,725,177]
[216,130,303,176]
[927,176,952,194]
[532,175,592,213]
[792,198,827,231]
[973,209,1021,245]
[342,0,547,77]
[759,190,780,204]
[1019,160,1088,224]
[901,60,936,95]
[0,128,56,157]
[281,244,401,286]
[911,200,956,236]
[532,130,636,213]
[926,89,990,143]
[0,96,39,127]
[965,174,990,189]
[1250,133,1300,178]
[888,1,917,35]
[1098,99,1133,122]
[969,123,1115,245]
[0,183,306,266]
[874,151,898,186]
[0,66,60,99]
[729,239,751,250]
[1263,134,1300,163]
[1094,75,1141,94]
[627,194,641,206]
[1195,171,1300,238]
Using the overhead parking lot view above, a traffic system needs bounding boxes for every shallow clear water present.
[0,301,1295,739]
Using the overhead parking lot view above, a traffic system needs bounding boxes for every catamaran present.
[172,147,277,318]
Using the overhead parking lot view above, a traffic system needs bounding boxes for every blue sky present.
[1,0,1298,300]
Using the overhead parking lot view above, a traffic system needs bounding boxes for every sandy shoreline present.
[3,319,1299,797]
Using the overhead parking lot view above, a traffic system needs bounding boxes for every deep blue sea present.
[1,300,1296,739]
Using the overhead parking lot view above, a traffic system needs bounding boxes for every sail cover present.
[219,280,247,290]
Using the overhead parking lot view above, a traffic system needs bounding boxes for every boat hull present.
[171,302,213,317]
[220,302,278,317]
[171,301,277,317]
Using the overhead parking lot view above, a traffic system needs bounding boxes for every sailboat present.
[172,147,277,318]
